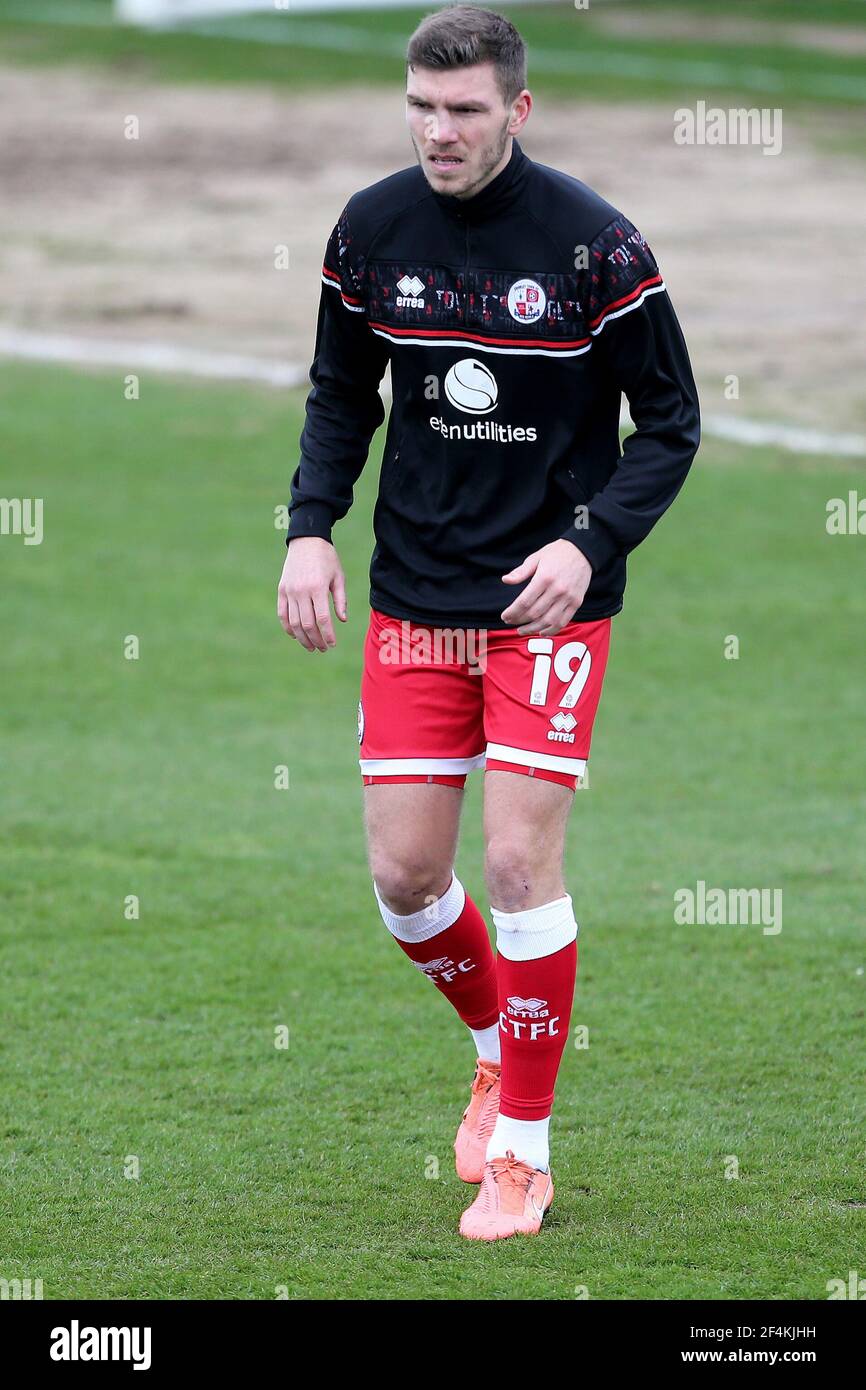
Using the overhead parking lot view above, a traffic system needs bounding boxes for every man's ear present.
[509,89,532,136]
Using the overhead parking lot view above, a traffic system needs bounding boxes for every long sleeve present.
[287,206,390,543]
[564,215,701,572]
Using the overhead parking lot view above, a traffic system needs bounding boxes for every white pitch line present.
[618,401,866,458]
[0,326,308,388]
[700,412,866,459]
[3,325,864,458]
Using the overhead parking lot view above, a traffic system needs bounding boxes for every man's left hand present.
[500,540,593,635]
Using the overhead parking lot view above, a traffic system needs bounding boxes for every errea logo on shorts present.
[549,711,577,743]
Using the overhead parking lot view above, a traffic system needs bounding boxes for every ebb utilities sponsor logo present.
[431,358,537,442]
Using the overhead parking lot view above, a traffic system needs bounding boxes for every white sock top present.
[491,894,577,961]
[373,872,466,943]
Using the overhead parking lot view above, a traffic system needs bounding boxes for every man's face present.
[406,62,530,200]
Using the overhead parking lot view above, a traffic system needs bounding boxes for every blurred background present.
[2,0,865,428]
[1,1,863,1301]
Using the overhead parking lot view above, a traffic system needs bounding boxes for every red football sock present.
[375,877,498,1030]
[496,939,578,1121]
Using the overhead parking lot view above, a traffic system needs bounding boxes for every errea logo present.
[413,956,450,976]
[549,711,577,743]
[396,274,425,307]
[506,996,549,1018]
[413,955,476,983]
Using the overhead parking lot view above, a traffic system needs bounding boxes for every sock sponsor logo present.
[506,996,548,1017]
[414,955,476,984]
[501,997,559,1040]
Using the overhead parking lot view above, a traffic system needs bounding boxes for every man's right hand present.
[277,537,348,652]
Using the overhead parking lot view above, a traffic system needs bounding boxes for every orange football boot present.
[459,1149,554,1240]
[454,1058,501,1183]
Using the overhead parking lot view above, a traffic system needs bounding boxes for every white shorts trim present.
[485,742,587,777]
[360,753,487,777]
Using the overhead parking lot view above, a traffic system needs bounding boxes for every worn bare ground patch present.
[593,9,866,57]
[1,65,863,431]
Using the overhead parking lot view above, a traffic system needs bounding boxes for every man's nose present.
[431,112,460,144]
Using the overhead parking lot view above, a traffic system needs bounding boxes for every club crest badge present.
[507,278,546,324]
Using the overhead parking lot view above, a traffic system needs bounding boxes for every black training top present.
[287,139,700,627]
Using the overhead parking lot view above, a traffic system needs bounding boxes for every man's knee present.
[484,836,545,911]
[370,848,453,917]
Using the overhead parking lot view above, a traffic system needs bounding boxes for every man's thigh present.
[364,781,465,887]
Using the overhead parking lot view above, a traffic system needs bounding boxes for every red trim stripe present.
[362,773,467,787]
[321,262,363,306]
[589,273,663,330]
[485,759,580,789]
[369,320,590,352]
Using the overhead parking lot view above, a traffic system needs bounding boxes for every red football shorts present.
[359,608,612,792]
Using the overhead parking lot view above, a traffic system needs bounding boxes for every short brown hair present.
[407,5,527,106]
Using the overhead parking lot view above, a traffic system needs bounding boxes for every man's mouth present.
[429,154,463,170]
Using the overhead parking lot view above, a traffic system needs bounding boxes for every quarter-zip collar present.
[431,139,530,224]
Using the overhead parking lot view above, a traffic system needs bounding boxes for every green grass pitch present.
[0,361,863,1298]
